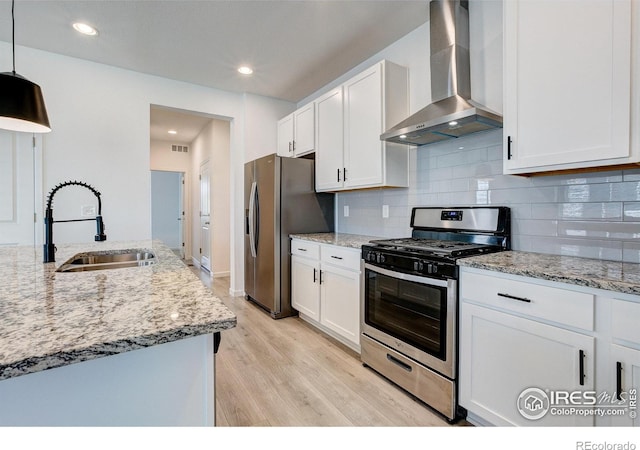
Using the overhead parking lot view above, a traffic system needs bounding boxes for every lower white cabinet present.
[460,267,640,427]
[290,239,361,351]
[319,264,360,346]
[291,254,320,321]
[609,344,640,427]
[460,302,595,426]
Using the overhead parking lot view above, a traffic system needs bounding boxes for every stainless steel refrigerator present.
[244,154,334,318]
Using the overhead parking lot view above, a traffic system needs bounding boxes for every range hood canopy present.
[381,0,502,146]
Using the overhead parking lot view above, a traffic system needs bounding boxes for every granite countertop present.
[0,240,237,381]
[458,251,640,296]
[290,232,383,249]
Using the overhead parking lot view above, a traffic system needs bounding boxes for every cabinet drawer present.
[611,299,640,344]
[460,271,594,331]
[320,245,361,271]
[291,240,320,259]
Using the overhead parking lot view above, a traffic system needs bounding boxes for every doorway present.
[199,160,211,272]
[151,170,184,257]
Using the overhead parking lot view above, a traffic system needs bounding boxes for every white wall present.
[150,170,182,250]
[0,42,291,294]
[190,119,231,277]
[244,93,294,162]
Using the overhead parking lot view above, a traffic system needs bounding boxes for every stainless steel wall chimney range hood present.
[381,0,502,146]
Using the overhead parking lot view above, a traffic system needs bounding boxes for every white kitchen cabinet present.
[315,87,344,191]
[319,246,361,347]
[276,101,315,158]
[290,239,361,351]
[609,344,640,427]
[460,301,595,426]
[315,60,409,192]
[503,0,639,174]
[460,267,640,427]
[277,113,294,157]
[291,241,321,321]
[607,298,640,426]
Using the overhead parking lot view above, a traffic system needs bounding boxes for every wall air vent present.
[171,144,189,153]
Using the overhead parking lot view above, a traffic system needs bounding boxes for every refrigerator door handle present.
[248,181,258,258]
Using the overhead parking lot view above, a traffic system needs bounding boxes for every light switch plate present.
[382,205,389,218]
[343,205,349,217]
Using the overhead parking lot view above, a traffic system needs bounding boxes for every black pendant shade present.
[0,71,51,133]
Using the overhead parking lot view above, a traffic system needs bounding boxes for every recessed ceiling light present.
[399,134,407,139]
[238,66,253,75]
[168,130,177,135]
[448,120,459,127]
[72,22,98,36]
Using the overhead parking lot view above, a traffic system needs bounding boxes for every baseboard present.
[228,288,245,297]
[191,257,201,269]
[213,271,230,278]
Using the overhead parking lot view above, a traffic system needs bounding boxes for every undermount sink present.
[56,249,157,272]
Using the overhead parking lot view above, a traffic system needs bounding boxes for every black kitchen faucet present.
[43,180,107,263]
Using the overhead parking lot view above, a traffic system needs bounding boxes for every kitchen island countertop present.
[458,250,640,296]
[290,232,383,249]
[0,240,236,381]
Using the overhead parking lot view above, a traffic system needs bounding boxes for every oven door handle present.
[364,263,449,288]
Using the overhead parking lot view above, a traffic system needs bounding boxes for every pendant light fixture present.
[0,0,50,133]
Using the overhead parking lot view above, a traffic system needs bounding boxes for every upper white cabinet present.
[503,0,639,174]
[276,101,315,158]
[315,60,409,192]
[276,113,294,157]
[315,87,345,191]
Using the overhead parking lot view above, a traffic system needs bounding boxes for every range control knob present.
[377,253,386,263]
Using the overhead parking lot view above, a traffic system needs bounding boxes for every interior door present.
[179,174,185,259]
[0,130,43,246]
[199,160,211,272]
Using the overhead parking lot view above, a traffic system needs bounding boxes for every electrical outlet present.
[81,205,96,217]
[343,205,349,217]
[382,205,389,218]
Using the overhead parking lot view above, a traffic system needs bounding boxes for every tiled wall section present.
[336,130,640,263]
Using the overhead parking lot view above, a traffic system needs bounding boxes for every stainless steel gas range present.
[360,206,511,421]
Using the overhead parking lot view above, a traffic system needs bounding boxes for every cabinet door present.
[343,63,383,188]
[460,302,595,426]
[291,255,320,321]
[609,344,640,427]
[315,87,344,191]
[320,264,360,346]
[504,0,632,173]
[277,114,294,157]
[293,102,315,157]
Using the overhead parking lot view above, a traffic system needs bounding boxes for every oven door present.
[361,263,457,379]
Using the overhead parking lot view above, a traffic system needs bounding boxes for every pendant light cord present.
[11,0,15,74]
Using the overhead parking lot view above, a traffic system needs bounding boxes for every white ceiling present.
[1,1,429,143]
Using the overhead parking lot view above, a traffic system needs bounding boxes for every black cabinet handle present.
[579,350,586,386]
[337,168,341,182]
[313,268,317,283]
[292,140,296,152]
[343,167,347,181]
[497,292,532,303]
[330,255,343,260]
[507,136,513,160]
[616,361,623,401]
[319,270,323,284]
[297,248,307,252]
[386,354,412,372]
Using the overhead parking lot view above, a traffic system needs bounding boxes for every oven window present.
[365,268,447,360]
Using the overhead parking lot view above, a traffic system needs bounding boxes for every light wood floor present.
[193,269,463,427]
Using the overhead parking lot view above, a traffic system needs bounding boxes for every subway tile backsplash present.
[336,130,640,262]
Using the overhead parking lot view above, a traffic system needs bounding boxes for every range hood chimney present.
[381,0,502,146]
